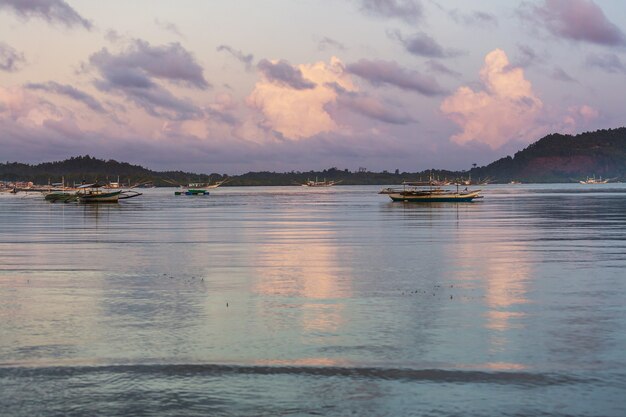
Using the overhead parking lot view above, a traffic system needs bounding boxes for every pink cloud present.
[561,105,600,132]
[440,49,543,149]
[247,57,355,140]
[0,86,61,122]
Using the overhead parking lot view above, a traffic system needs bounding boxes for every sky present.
[1,0,625,174]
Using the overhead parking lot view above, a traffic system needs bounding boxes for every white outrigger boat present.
[168,177,229,195]
[385,181,483,203]
[300,177,342,187]
[579,176,609,184]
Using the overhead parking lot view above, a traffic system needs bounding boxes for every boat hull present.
[78,190,121,203]
[44,192,77,203]
[389,191,482,202]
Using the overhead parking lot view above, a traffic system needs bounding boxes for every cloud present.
[88,40,209,119]
[24,81,105,113]
[204,92,239,126]
[346,59,446,96]
[357,0,423,24]
[390,30,459,58]
[425,60,461,78]
[338,93,414,125]
[514,44,545,68]
[155,19,184,38]
[585,52,626,74]
[90,40,209,90]
[257,59,316,90]
[440,49,543,149]
[561,105,600,132]
[317,37,346,51]
[328,82,414,125]
[247,57,354,139]
[0,0,92,29]
[449,9,498,27]
[104,29,123,43]
[217,45,254,71]
[551,66,577,82]
[0,86,64,124]
[517,0,626,46]
[0,42,25,72]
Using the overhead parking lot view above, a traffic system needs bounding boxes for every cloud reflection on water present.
[252,217,352,353]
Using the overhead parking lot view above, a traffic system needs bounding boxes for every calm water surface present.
[1,185,625,416]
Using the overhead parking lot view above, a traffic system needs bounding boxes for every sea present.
[1,184,625,416]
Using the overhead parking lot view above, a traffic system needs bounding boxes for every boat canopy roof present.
[77,183,105,189]
[402,181,435,186]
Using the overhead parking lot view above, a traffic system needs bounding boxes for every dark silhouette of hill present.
[2,128,625,185]
[0,155,224,186]
[470,127,626,182]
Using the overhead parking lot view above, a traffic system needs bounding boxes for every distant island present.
[2,128,626,186]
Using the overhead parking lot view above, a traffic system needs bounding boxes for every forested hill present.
[0,155,224,186]
[0,155,454,186]
[2,128,626,184]
[470,128,626,182]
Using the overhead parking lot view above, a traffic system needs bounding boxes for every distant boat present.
[300,177,341,187]
[509,181,522,185]
[174,189,209,196]
[168,177,228,195]
[386,182,482,203]
[105,176,121,189]
[579,176,609,184]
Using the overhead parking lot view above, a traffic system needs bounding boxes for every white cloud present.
[440,49,543,149]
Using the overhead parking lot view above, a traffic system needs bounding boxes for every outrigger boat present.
[45,191,77,203]
[300,177,342,187]
[76,183,142,203]
[385,181,483,203]
[76,184,122,203]
[43,177,77,202]
[44,182,141,203]
[579,176,609,184]
[174,189,210,196]
[168,177,229,195]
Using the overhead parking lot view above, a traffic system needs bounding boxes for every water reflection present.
[450,218,532,365]
[2,185,626,384]
[252,216,352,349]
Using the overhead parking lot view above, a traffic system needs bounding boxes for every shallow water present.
[1,185,625,416]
